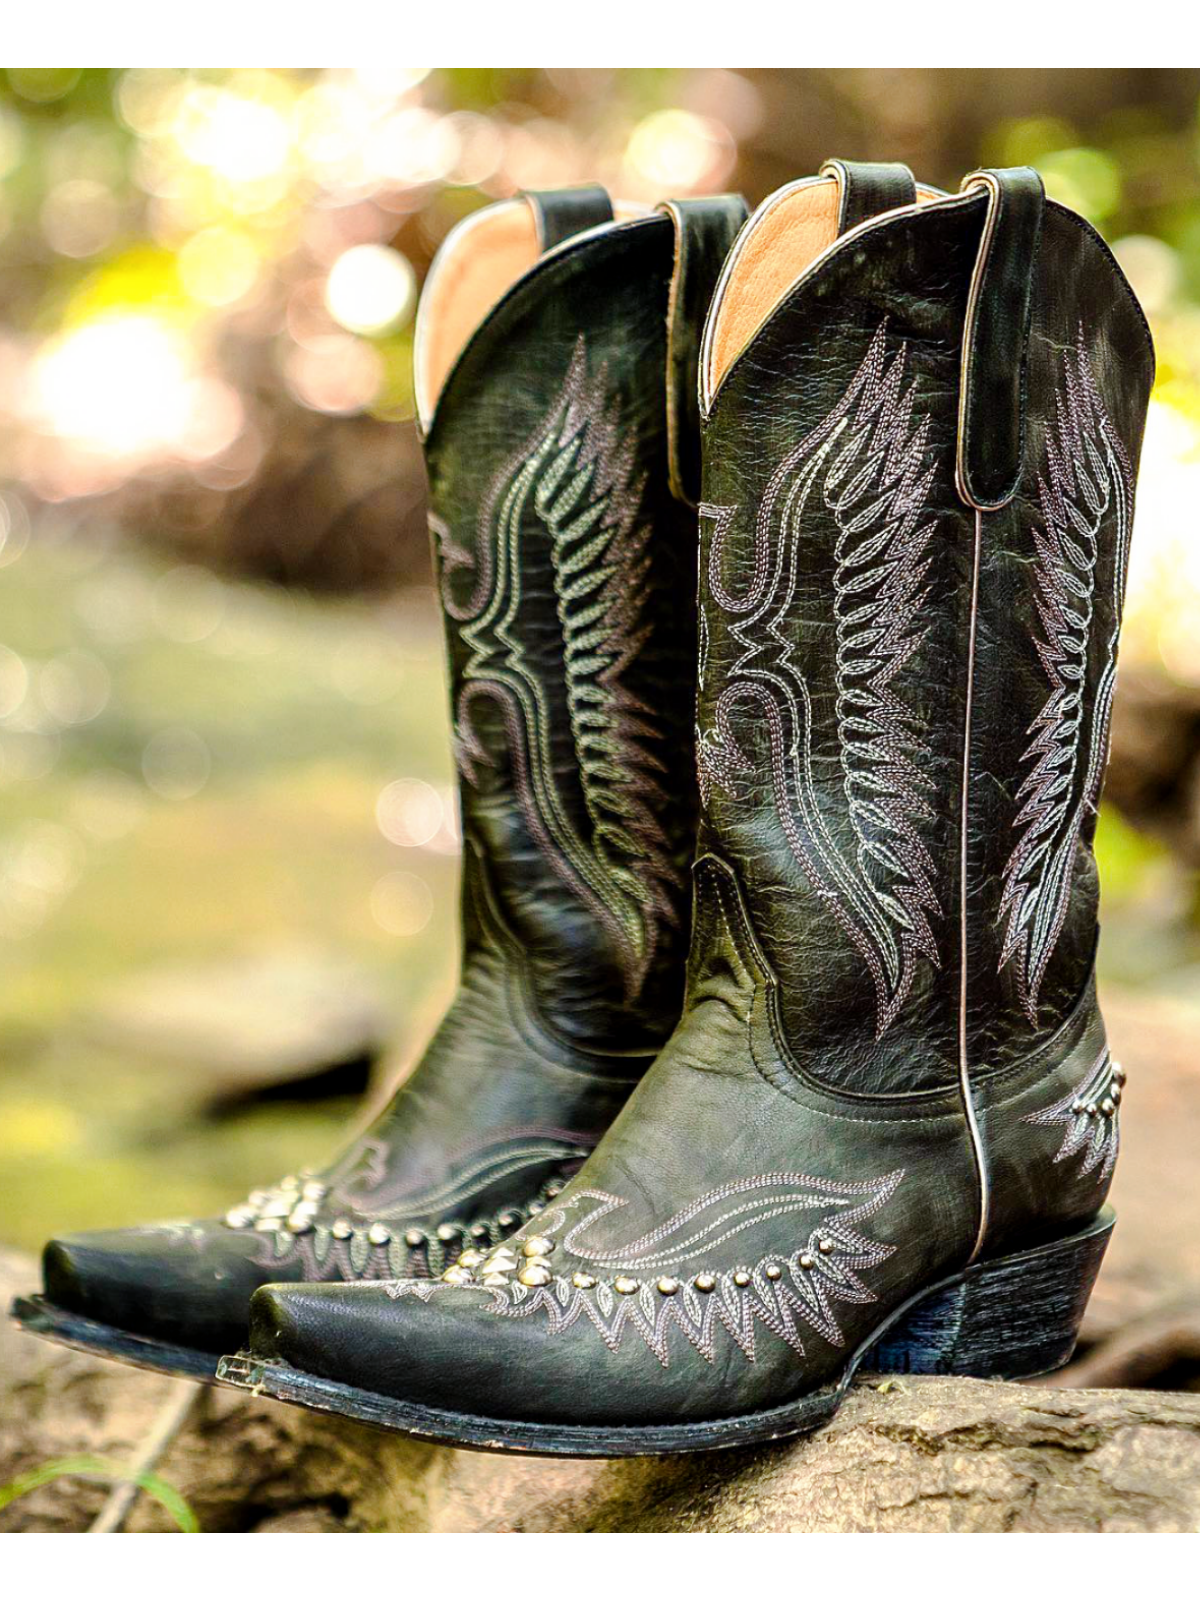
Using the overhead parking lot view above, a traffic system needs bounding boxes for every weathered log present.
[3,1245,1200,1533]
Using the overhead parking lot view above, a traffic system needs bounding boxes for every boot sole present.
[9,1294,219,1382]
[213,1208,1114,1458]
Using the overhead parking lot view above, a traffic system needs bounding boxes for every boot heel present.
[867,1209,1114,1380]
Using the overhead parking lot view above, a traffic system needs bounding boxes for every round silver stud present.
[799,1253,815,1270]
[331,1218,353,1239]
[817,1237,835,1254]
[436,1222,459,1242]
[442,1265,473,1285]
[497,1210,521,1230]
[522,1236,553,1257]
[287,1212,315,1234]
[519,1264,553,1288]
[657,1277,680,1296]
[527,1200,545,1215]
[572,1271,596,1289]
[365,1222,390,1246]
[1085,1103,1098,1117]
[1100,1097,1115,1117]
[224,1207,254,1229]
[404,1228,425,1248]
[458,1248,485,1269]
[694,1273,717,1293]
[1112,1062,1126,1085]
[544,1179,564,1198]
[764,1263,783,1281]
[732,1270,751,1288]
[614,1276,639,1295]
[1111,1084,1122,1105]
[301,1180,327,1202]
[1072,1099,1085,1115]
[470,1223,490,1240]
[279,1175,300,1192]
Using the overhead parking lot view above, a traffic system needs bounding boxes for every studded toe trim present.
[222,1170,571,1282]
[391,1168,905,1368]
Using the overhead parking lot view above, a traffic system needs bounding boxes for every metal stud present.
[497,1210,521,1230]
[519,1264,553,1288]
[522,1236,553,1257]
[458,1248,485,1269]
[1100,1097,1115,1117]
[279,1175,300,1191]
[1085,1103,1098,1117]
[1072,1099,1085,1115]
[817,1237,835,1254]
[764,1263,783,1281]
[367,1222,391,1246]
[301,1180,327,1202]
[572,1272,596,1289]
[544,1179,564,1198]
[482,1274,510,1288]
[799,1253,815,1270]
[694,1273,717,1293]
[287,1212,315,1234]
[436,1222,459,1242]
[1111,1084,1122,1105]
[527,1201,545,1215]
[249,1189,269,1207]
[614,1276,639,1295]
[657,1277,680,1296]
[1112,1062,1126,1085]
[469,1223,490,1240]
[404,1228,425,1248]
[331,1218,353,1240]
[254,1216,283,1231]
[442,1265,473,1285]
[732,1270,751,1288]
[224,1207,254,1229]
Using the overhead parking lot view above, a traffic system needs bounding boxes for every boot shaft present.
[695,169,1153,1098]
[418,190,746,1055]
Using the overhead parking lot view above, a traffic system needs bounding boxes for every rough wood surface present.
[3,1247,1199,1533]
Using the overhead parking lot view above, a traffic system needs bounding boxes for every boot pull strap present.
[820,159,917,234]
[524,185,614,252]
[656,194,750,506]
[956,166,1045,510]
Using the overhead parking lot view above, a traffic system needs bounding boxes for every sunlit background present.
[1,68,1198,1253]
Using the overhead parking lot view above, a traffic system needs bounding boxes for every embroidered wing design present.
[998,336,1133,1022]
[437,338,681,999]
[698,324,941,1036]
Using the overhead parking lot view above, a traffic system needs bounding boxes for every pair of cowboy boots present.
[14,158,1154,1458]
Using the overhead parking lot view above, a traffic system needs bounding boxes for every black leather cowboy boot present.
[11,184,749,1380]
[221,164,1154,1455]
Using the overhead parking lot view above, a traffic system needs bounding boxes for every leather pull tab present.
[656,194,750,506]
[956,166,1045,510]
[820,159,917,234]
[524,185,613,252]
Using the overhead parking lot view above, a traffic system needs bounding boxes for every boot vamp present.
[43,1219,311,1354]
[249,989,980,1427]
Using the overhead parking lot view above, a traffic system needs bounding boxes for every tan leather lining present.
[706,177,943,400]
[415,201,541,430]
[415,198,646,430]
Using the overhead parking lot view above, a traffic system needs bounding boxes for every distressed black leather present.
[821,158,917,232]
[32,188,748,1361]
[245,169,1153,1436]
